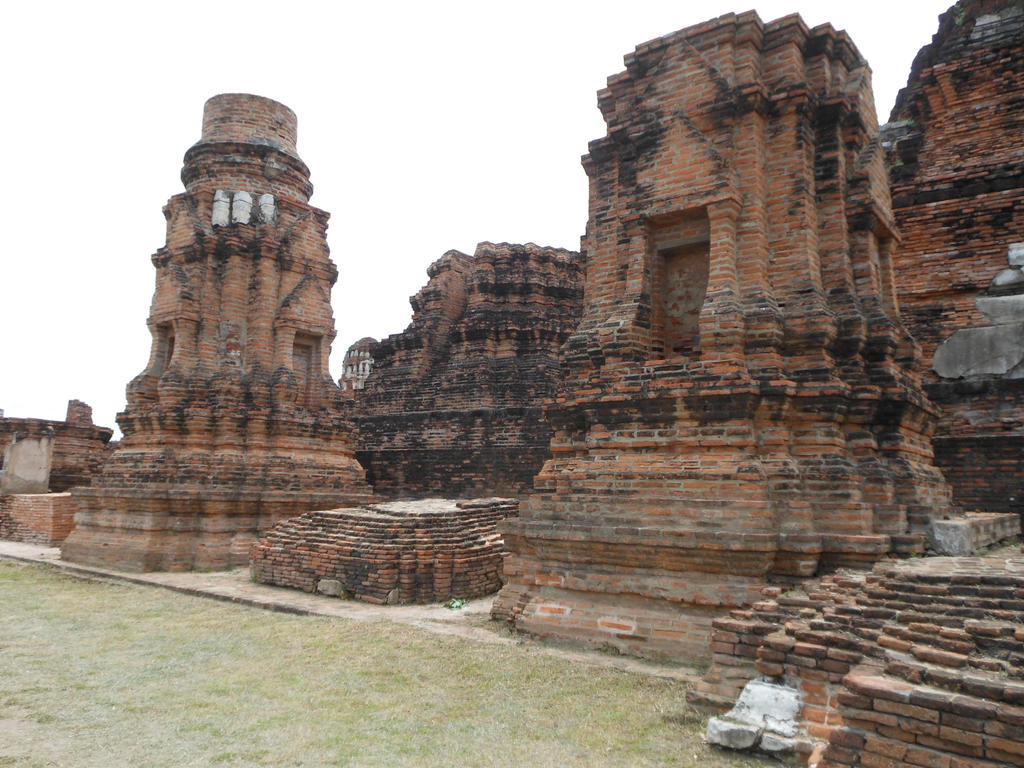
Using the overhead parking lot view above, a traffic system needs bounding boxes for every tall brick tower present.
[63,94,372,571]
[493,13,958,659]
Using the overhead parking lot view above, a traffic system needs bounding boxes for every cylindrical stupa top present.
[182,93,313,202]
[200,94,299,157]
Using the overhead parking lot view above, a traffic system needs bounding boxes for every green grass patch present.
[0,560,764,767]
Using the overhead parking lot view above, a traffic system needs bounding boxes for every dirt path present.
[0,540,700,683]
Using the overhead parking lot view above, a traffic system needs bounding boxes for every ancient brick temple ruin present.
[884,0,1024,515]
[61,95,372,571]
[354,243,582,497]
[493,12,959,659]
[0,400,113,493]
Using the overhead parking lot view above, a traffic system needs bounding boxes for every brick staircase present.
[689,552,1024,766]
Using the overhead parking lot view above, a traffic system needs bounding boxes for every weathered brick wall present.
[0,400,113,492]
[250,498,518,604]
[62,94,372,572]
[0,493,79,546]
[886,0,1024,514]
[494,11,957,661]
[355,242,583,498]
[692,554,1024,766]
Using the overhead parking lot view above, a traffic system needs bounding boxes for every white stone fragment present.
[976,294,1024,325]
[728,679,802,737]
[212,189,231,227]
[1007,242,1024,267]
[933,323,1024,378]
[706,718,761,750]
[259,193,277,225]
[317,579,343,597]
[231,190,252,224]
[991,268,1024,289]
[759,732,798,753]
[707,678,805,754]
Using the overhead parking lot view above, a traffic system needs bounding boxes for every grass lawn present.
[0,560,765,767]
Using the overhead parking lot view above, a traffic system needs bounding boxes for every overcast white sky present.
[2,0,952,435]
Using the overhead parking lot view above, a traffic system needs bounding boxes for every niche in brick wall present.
[156,323,176,373]
[292,333,319,407]
[649,208,710,359]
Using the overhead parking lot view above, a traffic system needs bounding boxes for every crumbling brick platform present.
[690,550,1024,766]
[0,493,78,546]
[250,498,518,604]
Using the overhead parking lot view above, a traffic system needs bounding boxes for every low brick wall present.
[0,403,114,492]
[0,493,79,546]
[250,498,518,604]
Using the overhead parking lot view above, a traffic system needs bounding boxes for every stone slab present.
[728,678,802,737]
[1,433,53,495]
[976,294,1024,325]
[933,322,1024,378]
[930,512,1022,556]
[706,717,760,749]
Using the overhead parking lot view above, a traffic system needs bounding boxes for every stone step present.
[884,651,1024,701]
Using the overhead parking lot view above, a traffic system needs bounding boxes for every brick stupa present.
[493,13,957,659]
[63,94,372,571]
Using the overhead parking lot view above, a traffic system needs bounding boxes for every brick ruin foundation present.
[883,0,1024,516]
[251,498,518,604]
[493,12,959,660]
[0,493,79,547]
[0,400,113,492]
[3,9,1019,766]
[61,94,372,572]
[690,550,1024,766]
[354,243,582,498]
